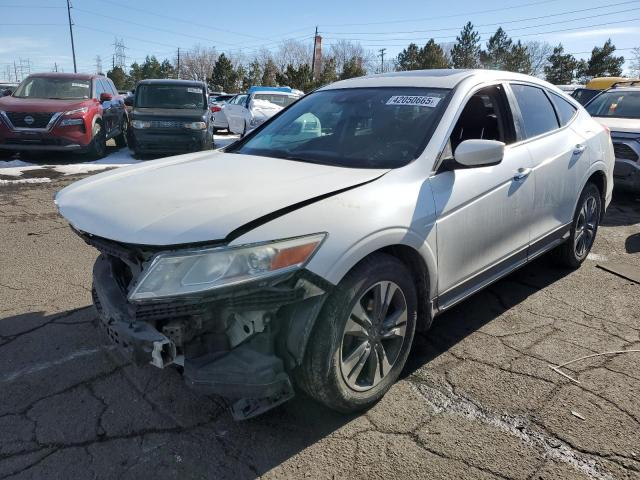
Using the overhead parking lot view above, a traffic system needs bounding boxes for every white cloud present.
[0,37,49,55]
[557,27,640,39]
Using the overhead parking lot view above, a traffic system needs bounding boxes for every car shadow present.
[601,188,640,227]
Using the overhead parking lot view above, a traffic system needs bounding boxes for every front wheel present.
[295,253,417,413]
[556,182,602,267]
[87,122,106,159]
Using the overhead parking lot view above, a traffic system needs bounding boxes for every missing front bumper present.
[91,252,327,417]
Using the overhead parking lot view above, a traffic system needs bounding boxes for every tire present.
[114,117,128,148]
[87,122,106,159]
[295,253,417,413]
[556,182,602,268]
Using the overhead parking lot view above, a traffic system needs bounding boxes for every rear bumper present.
[91,250,327,413]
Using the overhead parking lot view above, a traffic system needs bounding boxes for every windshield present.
[253,93,299,108]
[136,84,206,109]
[13,77,91,100]
[586,90,640,118]
[231,87,450,169]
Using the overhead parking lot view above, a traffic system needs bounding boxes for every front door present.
[430,84,535,309]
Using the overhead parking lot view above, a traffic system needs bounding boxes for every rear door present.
[508,84,588,257]
[225,94,248,134]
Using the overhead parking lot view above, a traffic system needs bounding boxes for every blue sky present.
[1,0,639,78]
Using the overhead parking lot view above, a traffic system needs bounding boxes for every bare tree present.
[329,40,376,75]
[178,45,218,82]
[525,41,552,78]
[274,39,313,70]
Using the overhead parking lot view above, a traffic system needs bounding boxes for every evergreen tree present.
[261,59,278,86]
[276,63,314,91]
[211,53,235,92]
[419,39,450,69]
[340,57,366,79]
[107,66,128,90]
[481,27,512,70]
[159,59,175,79]
[505,41,532,74]
[451,22,481,68]
[544,44,578,84]
[317,57,338,86]
[396,43,422,71]
[578,39,625,81]
[140,56,162,79]
[244,60,262,89]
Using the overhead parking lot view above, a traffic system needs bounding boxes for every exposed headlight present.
[250,117,265,127]
[132,120,151,129]
[63,107,88,116]
[128,234,326,302]
[184,121,207,130]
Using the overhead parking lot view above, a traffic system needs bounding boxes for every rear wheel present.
[556,182,601,267]
[296,253,417,413]
[87,122,106,159]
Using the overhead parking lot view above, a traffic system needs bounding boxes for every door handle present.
[513,167,532,181]
[573,144,586,155]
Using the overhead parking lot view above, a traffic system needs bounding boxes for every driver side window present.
[448,84,516,156]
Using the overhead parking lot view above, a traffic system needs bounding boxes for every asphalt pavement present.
[0,170,639,480]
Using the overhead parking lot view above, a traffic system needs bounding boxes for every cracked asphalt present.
[0,175,639,480]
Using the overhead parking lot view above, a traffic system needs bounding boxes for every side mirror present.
[454,139,505,168]
[2,89,12,96]
[124,96,133,107]
[99,92,113,103]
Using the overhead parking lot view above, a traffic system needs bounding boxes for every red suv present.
[0,73,128,159]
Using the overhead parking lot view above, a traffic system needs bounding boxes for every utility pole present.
[13,61,18,82]
[95,55,102,74]
[176,48,180,79]
[66,0,77,73]
[378,48,386,73]
[311,26,318,79]
[53,62,58,72]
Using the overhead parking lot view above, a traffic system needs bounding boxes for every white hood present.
[55,150,387,246]
[594,116,640,134]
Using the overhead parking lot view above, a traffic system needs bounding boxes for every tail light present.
[210,106,221,113]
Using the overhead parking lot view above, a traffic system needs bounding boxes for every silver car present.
[55,69,614,419]
[585,84,640,191]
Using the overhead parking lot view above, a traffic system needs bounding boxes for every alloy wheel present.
[339,281,408,392]
[574,194,599,259]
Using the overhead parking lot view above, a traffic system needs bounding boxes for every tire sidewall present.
[304,254,417,412]
[568,183,602,266]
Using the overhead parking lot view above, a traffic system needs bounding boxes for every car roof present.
[319,69,556,91]
[137,79,206,87]
[24,72,98,81]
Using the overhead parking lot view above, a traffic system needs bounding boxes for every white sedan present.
[55,69,614,419]
[224,90,301,136]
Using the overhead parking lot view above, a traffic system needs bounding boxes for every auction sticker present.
[386,95,441,107]
[187,87,202,94]
[72,83,89,88]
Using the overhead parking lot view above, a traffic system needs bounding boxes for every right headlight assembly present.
[128,233,326,302]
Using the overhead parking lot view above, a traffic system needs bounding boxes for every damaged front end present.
[83,231,329,420]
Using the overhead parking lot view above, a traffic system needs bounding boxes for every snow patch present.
[0,177,51,185]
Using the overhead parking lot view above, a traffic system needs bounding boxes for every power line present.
[322,0,561,26]
[323,0,640,35]
[323,16,640,46]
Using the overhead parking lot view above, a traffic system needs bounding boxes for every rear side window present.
[549,93,577,126]
[511,84,559,139]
